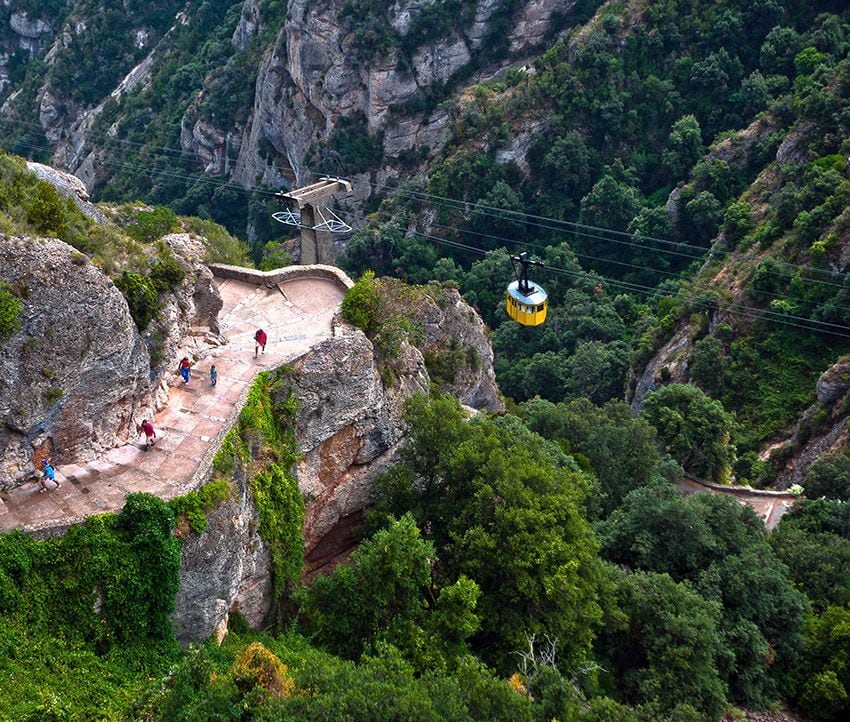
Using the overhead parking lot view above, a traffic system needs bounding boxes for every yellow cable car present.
[506,252,548,326]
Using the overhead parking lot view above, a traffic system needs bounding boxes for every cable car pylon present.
[273,176,352,265]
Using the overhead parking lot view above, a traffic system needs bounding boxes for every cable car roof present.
[507,279,547,305]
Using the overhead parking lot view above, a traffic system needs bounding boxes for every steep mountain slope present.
[339,0,850,490]
[3,0,850,493]
[0,0,596,250]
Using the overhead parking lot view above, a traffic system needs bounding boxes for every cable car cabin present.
[506,279,548,326]
[506,252,548,326]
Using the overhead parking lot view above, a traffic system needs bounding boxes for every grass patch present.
[169,479,233,536]
[722,328,850,452]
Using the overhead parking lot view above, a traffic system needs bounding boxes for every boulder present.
[816,356,850,405]
[0,237,149,487]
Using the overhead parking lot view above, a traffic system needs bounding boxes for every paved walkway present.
[678,475,798,530]
[0,276,344,535]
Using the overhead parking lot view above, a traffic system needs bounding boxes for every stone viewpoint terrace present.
[0,264,350,536]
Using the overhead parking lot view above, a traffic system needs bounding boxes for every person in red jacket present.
[140,419,156,448]
[179,357,191,384]
[254,329,267,357]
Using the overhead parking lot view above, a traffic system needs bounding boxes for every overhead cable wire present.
[309,169,849,288]
[424,220,840,315]
[408,229,850,338]
[2,120,843,288]
[0,116,842,286]
[2,124,848,298]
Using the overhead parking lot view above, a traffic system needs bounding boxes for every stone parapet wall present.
[208,263,354,291]
[683,473,799,500]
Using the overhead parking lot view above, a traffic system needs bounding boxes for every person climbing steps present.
[254,328,267,357]
[39,459,59,492]
[140,419,156,448]
[179,357,191,384]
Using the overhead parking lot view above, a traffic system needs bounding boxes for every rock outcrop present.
[816,356,850,405]
[0,237,149,487]
[0,230,222,489]
[173,465,271,644]
[171,287,504,639]
[287,324,429,576]
[629,323,691,413]
[412,285,504,412]
[8,12,53,56]
[26,162,106,223]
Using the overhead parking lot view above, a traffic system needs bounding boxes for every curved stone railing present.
[682,473,799,499]
[208,263,354,291]
[679,473,799,529]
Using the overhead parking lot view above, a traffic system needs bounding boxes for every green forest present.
[2,0,850,719]
[2,381,850,720]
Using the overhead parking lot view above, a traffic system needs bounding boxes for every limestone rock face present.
[173,467,271,645]
[629,323,691,413]
[816,356,850,405]
[411,38,471,88]
[775,122,813,165]
[9,12,53,56]
[468,0,504,49]
[232,0,262,51]
[414,286,504,412]
[3,0,573,227]
[185,0,570,198]
[0,229,222,489]
[25,162,106,222]
[286,283,502,574]
[0,237,149,488]
[287,325,429,575]
[509,0,566,54]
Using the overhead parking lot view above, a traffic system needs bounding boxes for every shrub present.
[805,454,850,500]
[232,642,296,698]
[127,207,179,243]
[169,479,233,535]
[259,241,293,271]
[642,383,736,481]
[0,281,23,341]
[149,243,185,292]
[25,181,71,239]
[723,200,754,242]
[115,270,160,330]
[183,216,252,266]
[690,336,726,395]
[341,270,380,331]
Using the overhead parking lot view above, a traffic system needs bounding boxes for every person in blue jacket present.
[40,459,59,493]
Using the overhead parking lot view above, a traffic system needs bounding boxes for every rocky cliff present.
[0,237,149,487]
[0,234,222,489]
[0,0,581,239]
[173,285,503,639]
[184,0,571,195]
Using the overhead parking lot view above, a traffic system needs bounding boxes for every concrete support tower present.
[274,178,352,265]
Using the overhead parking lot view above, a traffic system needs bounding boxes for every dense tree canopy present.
[599,483,807,708]
[641,384,737,481]
[369,394,604,673]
